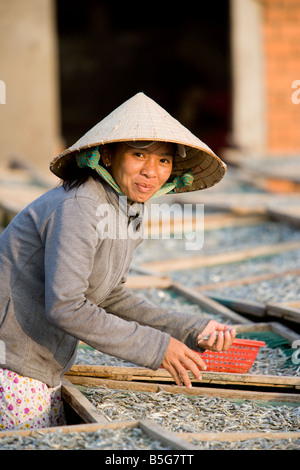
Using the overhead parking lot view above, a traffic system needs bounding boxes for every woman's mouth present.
[135,183,154,193]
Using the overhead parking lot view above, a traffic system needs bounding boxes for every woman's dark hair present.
[61,160,102,191]
[60,146,113,191]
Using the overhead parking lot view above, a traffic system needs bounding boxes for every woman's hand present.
[161,337,207,389]
[197,320,236,352]
[161,322,236,389]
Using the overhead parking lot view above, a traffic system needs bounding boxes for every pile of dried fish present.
[75,347,136,367]
[132,221,300,264]
[0,426,173,450]
[83,386,300,434]
[246,343,299,376]
[200,270,300,305]
[170,250,300,303]
[132,218,300,305]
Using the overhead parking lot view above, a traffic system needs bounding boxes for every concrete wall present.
[230,0,300,157]
[263,0,300,154]
[230,0,266,155]
[0,0,61,175]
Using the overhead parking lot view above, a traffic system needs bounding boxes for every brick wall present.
[263,0,300,154]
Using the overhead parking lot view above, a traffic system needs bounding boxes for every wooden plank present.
[233,168,300,193]
[123,280,250,324]
[144,212,267,236]
[284,301,300,308]
[0,185,46,215]
[234,321,300,343]
[61,378,109,424]
[177,431,300,443]
[171,282,251,324]
[66,365,300,389]
[202,213,267,230]
[179,192,300,215]
[268,206,300,227]
[7,156,56,189]
[141,240,300,272]
[66,376,300,403]
[195,268,300,292]
[138,419,200,450]
[266,303,300,324]
[208,296,266,317]
[125,275,172,289]
[226,156,300,184]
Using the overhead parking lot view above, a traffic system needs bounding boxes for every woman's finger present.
[186,349,207,372]
[174,362,195,389]
[181,350,208,384]
[162,362,184,387]
[222,329,233,350]
[197,325,237,351]
[214,330,224,351]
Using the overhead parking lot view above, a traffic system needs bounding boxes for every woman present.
[0,93,235,430]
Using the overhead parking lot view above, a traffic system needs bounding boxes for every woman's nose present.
[141,157,157,178]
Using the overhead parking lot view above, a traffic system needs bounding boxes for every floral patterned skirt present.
[0,368,66,431]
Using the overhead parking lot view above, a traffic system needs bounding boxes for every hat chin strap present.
[76,147,194,200]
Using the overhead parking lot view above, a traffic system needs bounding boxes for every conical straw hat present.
[50,92,226,193]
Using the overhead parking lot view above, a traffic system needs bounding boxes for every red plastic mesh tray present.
[198,338,265,373]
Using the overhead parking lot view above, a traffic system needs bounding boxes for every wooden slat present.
[61,378,109,424]
[177,431,300,443]
[179,191,300,215]
[0,185,46,216]
[124,280,251,324]
[143,212,267,236]
[284,301,300,308]
[266,303,300,324]
[138,419,200,450]
[66,376,300,403]
[141,240,300,272]
[125,275,172,289]
[208,296,266,317]
[268,206,300,227]
[201,213,267,230]
[171,282,251,324]
[67,365,300,389]
[234,321,300,343]
[195,268,300,292]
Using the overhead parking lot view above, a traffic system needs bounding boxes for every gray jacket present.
[0,178,208,387]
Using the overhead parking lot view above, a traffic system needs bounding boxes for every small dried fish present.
[0,426,174,450]
[83,386,300,434]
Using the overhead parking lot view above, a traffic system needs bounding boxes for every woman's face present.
[102,142,174,202]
